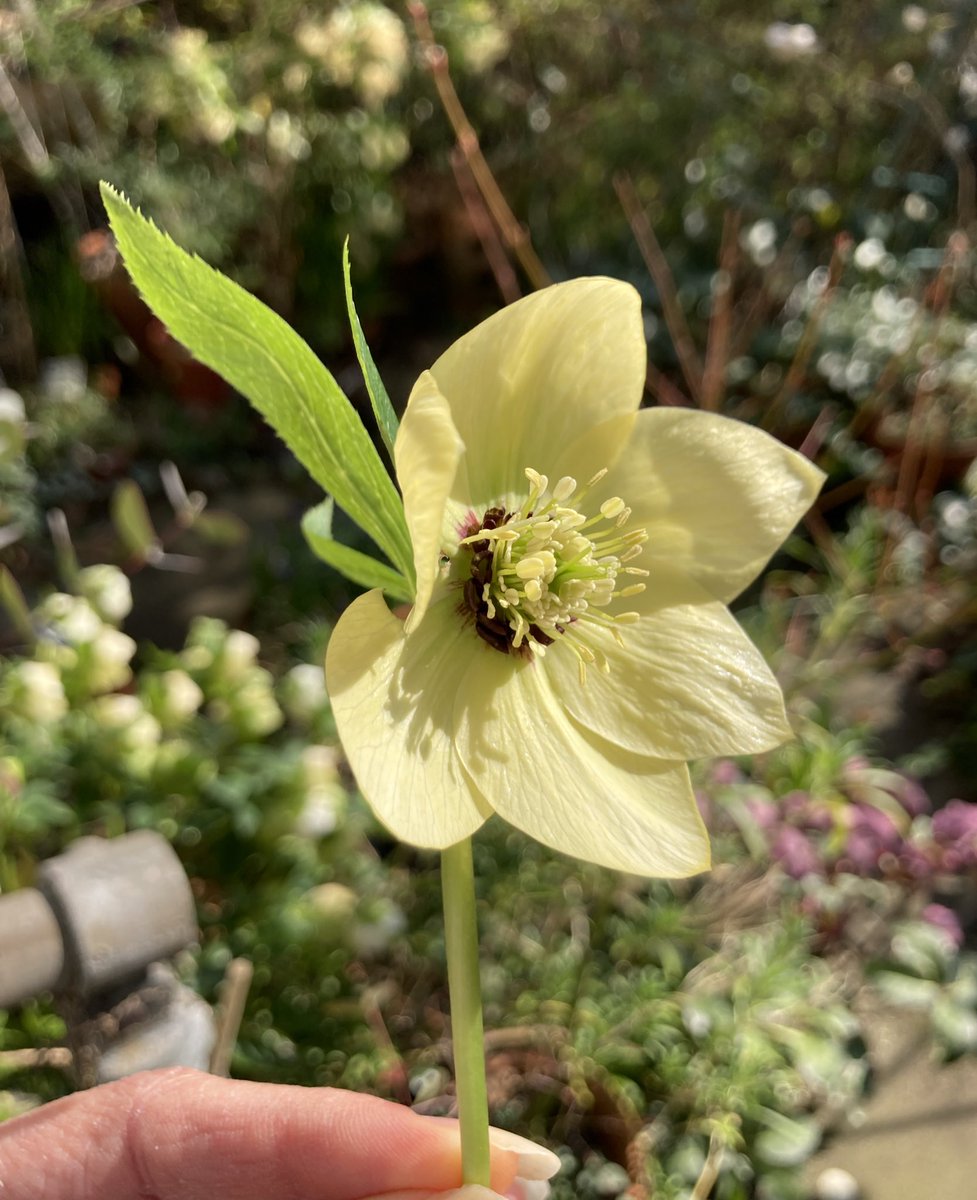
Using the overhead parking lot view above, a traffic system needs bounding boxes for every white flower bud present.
[294,744,346,837]
[77,565,133,624]
[220,630,261,681]
[7,660,68,723]
[158,669,204,726]
[89,693,162,757]
[0,388,26,424]
[301,744,341,787]
[40,594,102,644]
[222,671,283,737]
[280,663,328,724]
[86,626,137,693]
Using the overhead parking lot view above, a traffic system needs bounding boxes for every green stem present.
[441,836,491,1186]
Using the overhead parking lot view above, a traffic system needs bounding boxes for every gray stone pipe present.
[0,830,197,1009]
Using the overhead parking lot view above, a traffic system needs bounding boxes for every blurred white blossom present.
[77,565,133,625]
[764,22,819,60]
[7,661,68,723]
[280,662,328,725]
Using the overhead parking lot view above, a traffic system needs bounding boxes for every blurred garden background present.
[4,1,977,1197]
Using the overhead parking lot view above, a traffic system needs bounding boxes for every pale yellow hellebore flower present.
[326,278,824,877]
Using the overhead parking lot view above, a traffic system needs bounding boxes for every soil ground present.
[804,1005,977,1199]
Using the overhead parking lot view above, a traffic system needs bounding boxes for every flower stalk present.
[441,836,491,1186]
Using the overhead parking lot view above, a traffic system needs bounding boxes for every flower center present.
[456,468,648,679]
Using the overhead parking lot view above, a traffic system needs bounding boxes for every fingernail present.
[488,1128,562,1181]
[507,1179,551,1200]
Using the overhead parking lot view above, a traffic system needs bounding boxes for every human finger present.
[364,1124,563,1200]
[0,1067,520,1200]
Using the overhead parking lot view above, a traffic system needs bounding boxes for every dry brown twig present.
[0,1046,73,1071]
[408,2,550,293]
[762,232,850,433]
[699,210,741,412]
[614,171,704,406]
[209,957,253,1077]
[449,146,522,304]
[689,1129,725,1200]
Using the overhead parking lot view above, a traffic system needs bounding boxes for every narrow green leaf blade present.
[302,499,411,602]
[100,183,414,585]
[111,479,160,562]
[343,240,399,462]
[0,566,34,644]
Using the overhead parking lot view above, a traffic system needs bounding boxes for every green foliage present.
[5,6,977,1198]
[3,0,415,353]
[344,239,399,461]
[101,185,414,584]
[302,498,412,602]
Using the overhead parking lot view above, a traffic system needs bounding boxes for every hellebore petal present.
[325,589,489,848]
[326,278,824,878]
[546,568,791,760]
[594,407,825,602]
[427,277,645,506]
[455,650,710,878]
[395,372,465,629]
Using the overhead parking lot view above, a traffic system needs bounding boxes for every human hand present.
[0,1067,561,1200]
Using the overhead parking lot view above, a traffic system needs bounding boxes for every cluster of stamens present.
[456,467,648,682]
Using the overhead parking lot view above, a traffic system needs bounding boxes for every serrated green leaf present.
[343,239,398,461]
[100,183,413,585]
[302,499,411,602]
[111,479,160,561]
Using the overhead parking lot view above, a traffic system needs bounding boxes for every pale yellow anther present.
[590,580,615,605]
[524,468,548,496]
[529,521,558,540]
[557,510,587,529]
[515,556,545,580]
[586,468,608,487]
[562,579,590,600]
[553,476,577,502]
[461,463,650,668]
[600,497,625,519]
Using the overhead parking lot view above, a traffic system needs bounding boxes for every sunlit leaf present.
[100,183,414,585]
[302,499,411,602]
[111,479,160,562]
[343,239,398,461]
